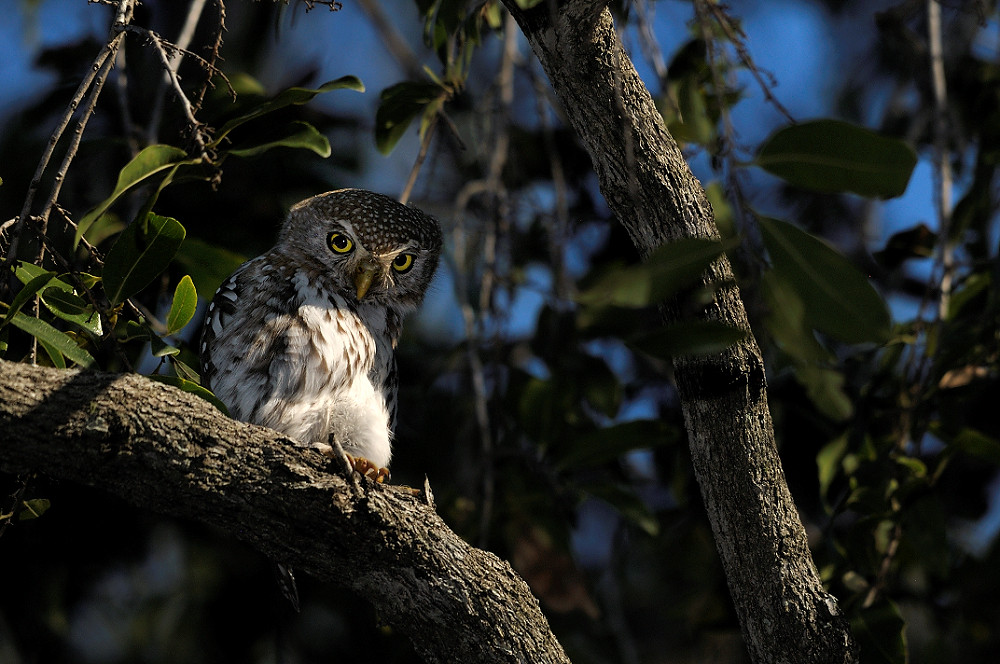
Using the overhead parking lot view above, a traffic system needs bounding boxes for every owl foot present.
[344,453,390,483]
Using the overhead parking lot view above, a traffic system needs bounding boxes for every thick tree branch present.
[502,1,857,662]
[0,359,570,664]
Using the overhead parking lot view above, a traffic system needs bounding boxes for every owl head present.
[277,189,443,312]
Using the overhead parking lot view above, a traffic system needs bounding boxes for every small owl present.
[200,188,443,480]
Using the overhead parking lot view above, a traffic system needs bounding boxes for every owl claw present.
[344,453,390,483]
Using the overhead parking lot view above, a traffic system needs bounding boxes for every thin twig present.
[144,0,210,150]
[190,1,229,113]
[3,0,134,274]
[130,24,211,157]
[398,117,438,206]
[928,0,954,320]
[356,0,424,80]
[702,0,795,124]
[531,65,571,301]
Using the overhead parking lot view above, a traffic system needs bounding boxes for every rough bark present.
[502,1,858,662]
[0,359,570,664]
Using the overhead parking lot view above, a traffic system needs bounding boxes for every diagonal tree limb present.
[500,1,857,662]
[0,359,571,664]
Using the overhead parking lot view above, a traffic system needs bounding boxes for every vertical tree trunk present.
[502,1,858,662]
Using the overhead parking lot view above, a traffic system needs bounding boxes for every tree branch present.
[0,359,570,664]
[501,1,856,662]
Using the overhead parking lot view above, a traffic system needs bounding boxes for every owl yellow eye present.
[391,253,414,273]
[328,232,354,254]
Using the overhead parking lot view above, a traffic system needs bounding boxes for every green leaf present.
[3,271,55,327]
[13,263,103,336]
[172,237,246,299]
[146,375,229,414]
[149,334,180,358]
[227,121,332,158]
[166,275,198,336]
[75,145,191,248]
[759,217,890,344]
[755,119,917,198]
[817,434,849,505]
[577,238,726,308]
[102,214,186,306]
[37,337,67,368]
[214,76,365,146]
[375,81,444,154]
[82,212,126,247]
[18,498,51,521]
[170,357,201,383]
[760,269,829,362]
[629,320,745,359]
[793,363,854,421]
[8,311,95,368]
[948,428,1000,465]
[556,420,679,470]
[41,288,103,337]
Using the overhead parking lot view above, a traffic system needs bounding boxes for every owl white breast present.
[199,189,442,472]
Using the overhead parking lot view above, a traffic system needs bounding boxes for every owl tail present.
[274,562,301,612]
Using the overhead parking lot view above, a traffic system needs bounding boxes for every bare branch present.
[0,359,571,664]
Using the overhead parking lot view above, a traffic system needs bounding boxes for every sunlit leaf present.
[103,214,186,306]
[18,498,51,521]
[228,121,332,158]
[12,263,103,336]
[166,275,198,336]
[75,145,191,248]
[8,311,95,368]
[147,375,229,414]
[759,217,890,344]
[755,119,916,198]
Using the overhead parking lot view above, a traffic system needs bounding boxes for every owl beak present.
[353,263,379,300]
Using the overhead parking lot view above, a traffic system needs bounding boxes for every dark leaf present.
[577,238,726,308]
[227,121,332,158]
[755,119,917,198]
[8,311,95,368]
[214,76,364,145]
[103,214,186,306]
[75,145,191,248]
[556,420,679,470]
[629,320,745,359]
[759,217,890,343]
[375,81,444,155]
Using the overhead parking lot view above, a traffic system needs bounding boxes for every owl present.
[199,188,443,481]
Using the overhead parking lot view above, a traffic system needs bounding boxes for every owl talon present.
[344,453,390,483]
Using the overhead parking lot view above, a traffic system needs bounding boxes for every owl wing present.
[201,256,379,445]
[200,256,291,424]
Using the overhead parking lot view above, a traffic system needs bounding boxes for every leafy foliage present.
[1,1,999,663]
